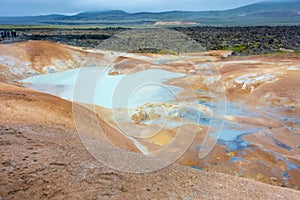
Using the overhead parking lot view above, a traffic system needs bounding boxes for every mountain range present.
[1,0,300,26]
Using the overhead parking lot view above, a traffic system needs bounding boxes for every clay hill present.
[0,41,300,199]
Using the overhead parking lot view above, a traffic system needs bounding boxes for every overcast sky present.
[0,0,284,16]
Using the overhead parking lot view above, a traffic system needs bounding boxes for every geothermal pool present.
[21,67,299,143]
[22,67,184,108]
[21,66,300,188]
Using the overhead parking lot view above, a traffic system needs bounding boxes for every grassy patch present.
[157,49,178,55]
[222,45,246,52]
[266,51,300,55]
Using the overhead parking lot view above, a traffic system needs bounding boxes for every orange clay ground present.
[0,41,300,199]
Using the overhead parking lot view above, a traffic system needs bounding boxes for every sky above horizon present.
[0,0,288,16]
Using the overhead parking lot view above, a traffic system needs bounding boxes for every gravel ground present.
[1,26,299,55]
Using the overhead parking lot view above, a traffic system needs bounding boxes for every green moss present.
[222,45,246,52]
[157,49,178,55]
[266,51,300,55]
[254,42,261,47]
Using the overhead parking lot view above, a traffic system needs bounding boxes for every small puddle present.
[230,156,244,162]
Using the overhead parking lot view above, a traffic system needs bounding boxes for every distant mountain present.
[69,10,129,21]
[228,0,300,13]
[0,0,300,26]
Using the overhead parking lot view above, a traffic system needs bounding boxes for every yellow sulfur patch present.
[147,133,173,146]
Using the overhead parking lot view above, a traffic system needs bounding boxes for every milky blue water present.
[230,156,244,162]
[216,122,260,141]
[287,162,300,170]
[22,67,184,109]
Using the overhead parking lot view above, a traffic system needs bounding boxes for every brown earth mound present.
[0,41,109,81]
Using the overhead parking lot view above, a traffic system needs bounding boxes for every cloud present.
[0,0,266,16]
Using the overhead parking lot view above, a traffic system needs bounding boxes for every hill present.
[0,0,300,26]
